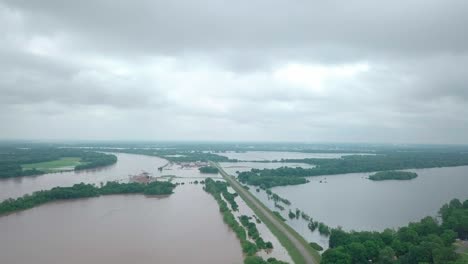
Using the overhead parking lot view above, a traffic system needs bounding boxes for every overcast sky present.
[1,0,468,144]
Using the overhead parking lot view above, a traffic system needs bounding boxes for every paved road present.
[213,162,319,264]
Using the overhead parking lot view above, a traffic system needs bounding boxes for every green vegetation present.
[204,178,257,256]
[275,203,285,211]
[204,179,239,211]
[244,256,289,264]
[309,242,324,251]
[273,211,287,222]
[21,157,84,172]
[238,168,309,188]
[288,210,296,219]
[266,189,291,206]
[94,148,234,162]
[308,220,319,232]
[199,166,219,174]
[301,212,311,221]
[284,152,468,176]
[238,151,468,187]
[73,151,117,170]
[0,147,117,178]
[214,163,321,264]
[321,199,468,264]
[0,181,176,216]
[369,171,418,181]
[239,215,273,250]
[318,222,331,236]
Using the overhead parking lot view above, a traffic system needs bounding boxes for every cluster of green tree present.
[369,171,418,181]
[287,208,302,220]
[239,215,273,250]
[301,212,311,221]
[203,178,258,256]
[199,166,219,174]
[283,151,468,177]
[318,222,331,236]
[273,211,287,222]
[0,147,117,178]
[308,220,318,232]
[0,181,176,215]
[266,189,291,205]
[204,178,239,211]
[73,152,117,170]
[244,256,289,264]
[288,210,296,219]
[307,220,331,236]
[89,147,235,162]
[238,151,468,187]
[309,242,324,251]
[321,199,468,264]
[238,168,309,188]
[275,203,285,211]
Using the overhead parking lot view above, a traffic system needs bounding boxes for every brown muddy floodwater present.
[0,152,218,201]
[0,184,243,264]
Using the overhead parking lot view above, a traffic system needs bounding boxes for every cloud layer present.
[1,0,468,143]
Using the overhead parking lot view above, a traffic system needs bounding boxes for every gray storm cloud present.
[1,0,467,143]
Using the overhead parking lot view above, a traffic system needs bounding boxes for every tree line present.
[204,178,282,264]
[0,181,176,215]
[237,151,468,187]
[92,148,235,163]
[321,199,468,264]
[0,147,117,178]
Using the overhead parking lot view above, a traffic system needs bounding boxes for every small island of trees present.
[199,166,219,174]
[369,171,418,181]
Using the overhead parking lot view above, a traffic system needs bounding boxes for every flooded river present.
[243,166,468,249]
[0,153,219,200]
[0,184,243,264]
[0,153,242,263]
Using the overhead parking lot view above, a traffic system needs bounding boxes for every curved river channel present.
[0,153,243,264]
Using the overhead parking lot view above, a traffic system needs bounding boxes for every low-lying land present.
[0,147,117,178]
[236,151,468,187]
[0,181,176,216]
[322,199,468,264]
[21,157,84,172]
[95,148,235,162]
[369,171,418,181]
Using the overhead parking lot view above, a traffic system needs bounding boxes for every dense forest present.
[0,147,117,178]
[0,181,176,215]
[238,152,468,187]
[369,171,418,181]
[238,168,309,188]
[321,199,468,264]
